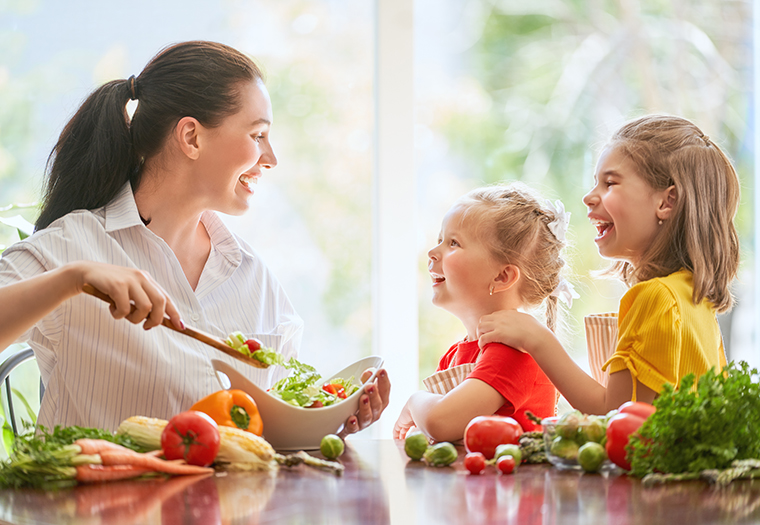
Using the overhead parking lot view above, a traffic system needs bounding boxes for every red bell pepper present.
[605,401,656,471]
[322,383,347,399]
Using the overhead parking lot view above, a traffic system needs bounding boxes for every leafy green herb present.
[628,361,760,477]
[0,424,148,489]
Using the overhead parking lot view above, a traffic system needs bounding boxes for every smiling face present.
[193,79,277,215]
[427,204,505,321]
[583,145,670,266]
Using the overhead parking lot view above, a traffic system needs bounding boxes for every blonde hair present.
[605,114,740,313]
[456,183,568,332]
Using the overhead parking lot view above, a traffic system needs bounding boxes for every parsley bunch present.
[628,361,760,477]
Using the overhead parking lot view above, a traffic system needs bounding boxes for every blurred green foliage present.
[417,0,752,380]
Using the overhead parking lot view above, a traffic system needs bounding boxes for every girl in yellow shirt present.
[477,115,739,414]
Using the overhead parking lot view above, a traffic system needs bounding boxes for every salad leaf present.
[251,348,286,367]
[628,361,760,477]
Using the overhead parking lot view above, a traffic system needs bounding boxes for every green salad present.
[225,331,360,408]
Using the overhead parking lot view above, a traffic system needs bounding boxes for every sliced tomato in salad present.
[322,383,347,399]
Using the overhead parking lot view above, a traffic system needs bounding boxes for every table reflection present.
[1,441,759,525]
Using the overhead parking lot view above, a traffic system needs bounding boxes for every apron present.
[584,313,619,387]
[422,362,476,395]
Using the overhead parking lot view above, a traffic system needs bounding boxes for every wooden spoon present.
[81,283,267,369]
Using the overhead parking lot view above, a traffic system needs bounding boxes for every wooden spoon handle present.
[81,283,267,369]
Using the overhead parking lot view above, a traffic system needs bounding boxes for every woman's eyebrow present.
[251,118,271,126]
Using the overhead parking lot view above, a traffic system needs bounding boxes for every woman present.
[0,41,389,434]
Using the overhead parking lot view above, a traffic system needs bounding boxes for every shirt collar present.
[200,211,242,268]
[103,183,242,267]
[103,183,144,232]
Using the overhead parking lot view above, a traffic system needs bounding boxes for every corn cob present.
[116,416,166,451]
[116,416,276,470]
[215,426,276,471]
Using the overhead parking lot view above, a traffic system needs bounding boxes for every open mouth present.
[430,273,445,285]
[239,173,259,190]
[591,219,614,239]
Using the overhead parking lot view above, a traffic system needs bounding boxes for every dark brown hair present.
[604,115,740,313]
[36,41,264,230]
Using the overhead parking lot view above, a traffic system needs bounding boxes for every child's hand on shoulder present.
[477,310,550,354]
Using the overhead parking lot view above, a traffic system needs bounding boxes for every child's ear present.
[492,264,521,295]
[174,116,201,160]
[657,185,677,221]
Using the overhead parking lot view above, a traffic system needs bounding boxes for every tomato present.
[161,411,221,467]
[605,412,646,471]
[322,383,347,399]
[605,401,656,471]
[618,401,656,420]
[497,455,516,475]
[464,452,487,475]
[464,416,523,460]
[244,338,262,353]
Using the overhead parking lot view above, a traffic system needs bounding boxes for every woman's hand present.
[392,400,416,440]
[338,369,391,439]
[477,310,549,354]
[71,261,183,330]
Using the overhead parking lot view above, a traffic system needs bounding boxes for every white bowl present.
[211,356,384,450]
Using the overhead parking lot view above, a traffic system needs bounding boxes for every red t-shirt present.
[436,340,556,431]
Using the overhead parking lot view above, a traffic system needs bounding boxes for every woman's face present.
[582,145,667,265]
[192,79,278,215]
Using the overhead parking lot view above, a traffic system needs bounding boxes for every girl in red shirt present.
[393,183,575,442]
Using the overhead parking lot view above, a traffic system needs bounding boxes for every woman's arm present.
[401,378,506,443]
[478,310,656,414]
[0,260,183,349]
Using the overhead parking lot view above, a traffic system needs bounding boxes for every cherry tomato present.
[161,411,221,467]
[322,383,347,399]
[307,400,324,408]
[464,452,487,475]
[244,338,262,353]
[618,401,656,420]
[497,455,516,475]
[464,416,523,459]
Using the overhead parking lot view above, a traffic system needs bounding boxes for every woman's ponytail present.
[36,79,138,230]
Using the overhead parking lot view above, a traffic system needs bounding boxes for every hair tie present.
[127,75,139,101]
[543,199,571,242]
[550,279,579,308]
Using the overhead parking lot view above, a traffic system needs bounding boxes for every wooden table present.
[1,439,760,524]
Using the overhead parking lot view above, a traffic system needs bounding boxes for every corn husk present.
[116,416,166,450]
[117,416,276,470]
[215,426,276,471]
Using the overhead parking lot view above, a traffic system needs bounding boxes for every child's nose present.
[428,247,439,261]
[582,188,598,207]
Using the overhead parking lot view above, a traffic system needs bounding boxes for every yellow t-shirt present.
[602,269,727,400]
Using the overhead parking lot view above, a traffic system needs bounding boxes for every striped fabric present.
[584,313,618,387]
[0,184,303,431]
[422,363,475,395]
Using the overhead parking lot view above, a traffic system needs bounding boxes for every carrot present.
[75,438,132,455]
[76,464,153,483]
[99,449,214,475]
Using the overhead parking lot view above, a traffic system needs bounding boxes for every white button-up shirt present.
[0,184,303,431]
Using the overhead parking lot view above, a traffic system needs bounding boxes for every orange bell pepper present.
[190,389,263,436]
